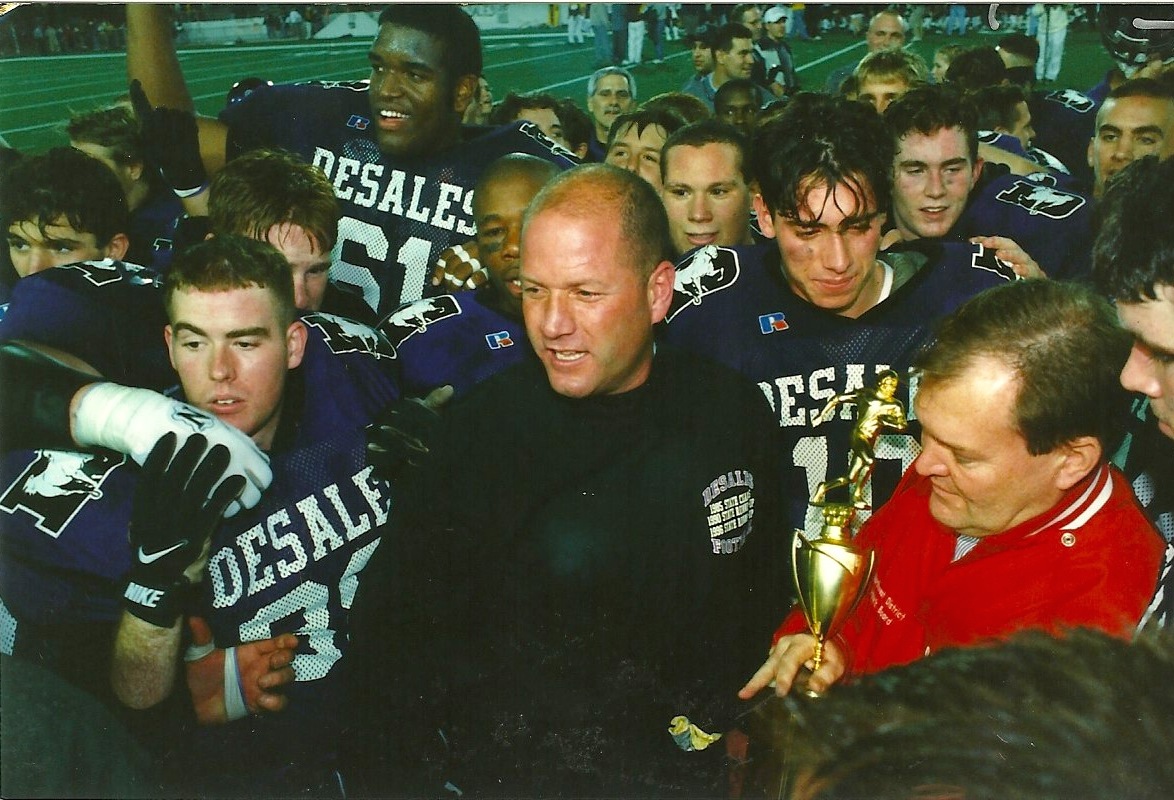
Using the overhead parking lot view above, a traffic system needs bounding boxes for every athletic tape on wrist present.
[223,646,249,721]
[184,640,216,662]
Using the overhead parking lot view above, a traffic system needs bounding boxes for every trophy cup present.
[791,371,907,694]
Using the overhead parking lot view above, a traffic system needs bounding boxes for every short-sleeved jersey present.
[660,241,1015,538]
[958,168,1094,281]
[1028,87,1100,187]
[378,289,530,399]
[219,81,578,315]
[0,259,173,391]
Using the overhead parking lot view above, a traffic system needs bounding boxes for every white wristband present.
[223,646,248,721]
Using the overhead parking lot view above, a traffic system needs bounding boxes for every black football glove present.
[128,79,207,195]
[366,385,453,481]
[124,432,247,627]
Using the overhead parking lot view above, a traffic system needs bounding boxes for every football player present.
[1087,79,1174,200]
[2,147,129,285]
[381,153,559,399]
[1093,155,1174,629]
[68,104,183,273]
[660,94,1016,540]
[883,84,1093,281]
[126,4,577,317]
[659,119,757,257]
[103,236,399,796]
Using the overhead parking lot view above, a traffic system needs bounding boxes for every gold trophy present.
[791,371,907,692]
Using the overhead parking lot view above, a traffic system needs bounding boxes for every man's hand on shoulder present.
[72,384,271,516]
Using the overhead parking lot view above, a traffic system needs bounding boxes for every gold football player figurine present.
[793,371,908,688]
[811,369,907,509]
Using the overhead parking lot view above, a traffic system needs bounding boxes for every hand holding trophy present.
[792,371,907,696]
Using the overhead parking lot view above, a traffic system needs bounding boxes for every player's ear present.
[103,233,130,262]
[1052,435,1102,492]
[127,159,145,183]
[164,325,177,369]
[752,192,776,238]
[647,260,675,324]
[286,320,308,370]
[452,73,479,116]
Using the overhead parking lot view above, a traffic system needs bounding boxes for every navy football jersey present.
[660,241,1015,537]
[1,313,396,673]
[977,129,1082,190]
[1028,87,1100,188]
[194,312,397,759]
[0,450,134,639]
[219,81,578,315]
[126,185,184,274]
[0,259,173,391]
[959,170,1094,281]
[1112,397,1174,630]
[378,289,530,400]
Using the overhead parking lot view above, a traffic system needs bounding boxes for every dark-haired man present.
[1092,154,1174,628]
[662,94,1014,541]
[883,84,1094,281]
[604,107,684,191]
[681,22,765,111]
[1087,78,1174,199]
[2,147,129,286]
[127,4,576,316]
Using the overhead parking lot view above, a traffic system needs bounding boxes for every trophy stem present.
[810,638,824,673]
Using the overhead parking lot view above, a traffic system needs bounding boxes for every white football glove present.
[71,383,272,517]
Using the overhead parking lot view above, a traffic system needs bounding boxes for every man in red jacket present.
[741,279,1165,699]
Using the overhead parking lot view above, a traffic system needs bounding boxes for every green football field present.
[0,9,1118,155]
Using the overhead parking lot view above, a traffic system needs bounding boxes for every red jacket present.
[776,464,1164,677]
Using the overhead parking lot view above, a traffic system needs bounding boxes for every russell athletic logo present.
[485,331,515,350]
[758,313,789,334]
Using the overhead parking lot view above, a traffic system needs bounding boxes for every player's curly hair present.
[751,93,892,222]
[0,146,128,248]
[66,104,145,168]
[1093,154,1174,302]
